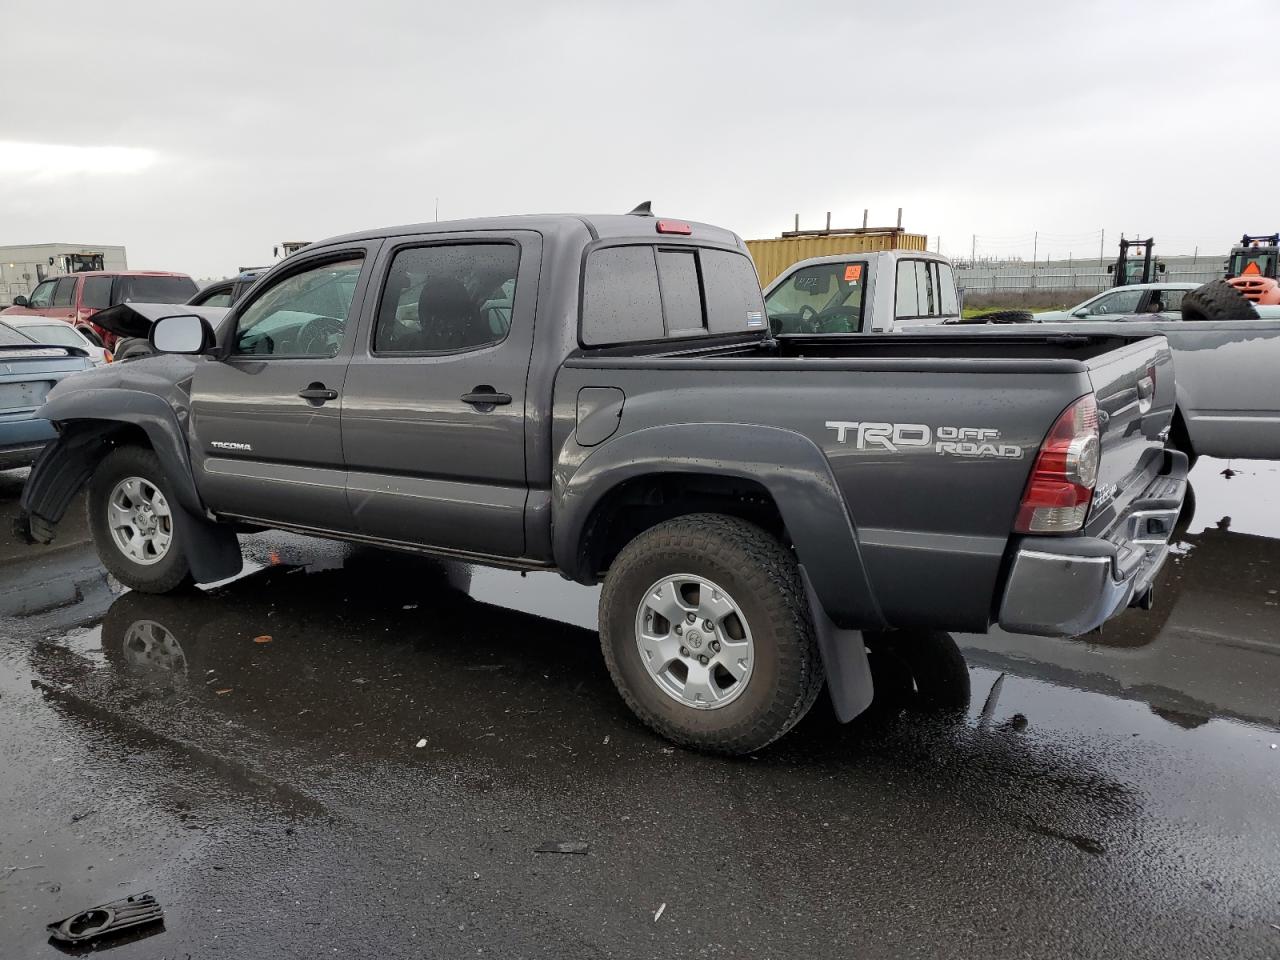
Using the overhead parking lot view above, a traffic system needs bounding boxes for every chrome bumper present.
[998,450,1188,638]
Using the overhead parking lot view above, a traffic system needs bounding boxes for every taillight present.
[1015,394,1100,534]
[104,350,114,363]
[656,220,692,235]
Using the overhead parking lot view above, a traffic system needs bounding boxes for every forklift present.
[1224,234,1280,304]
[1106,237,1165,286]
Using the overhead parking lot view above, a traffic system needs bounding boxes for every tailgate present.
[1081,335,1175,538]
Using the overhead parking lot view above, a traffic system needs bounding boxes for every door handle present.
[460,387,512,409]
[298,384,339,404]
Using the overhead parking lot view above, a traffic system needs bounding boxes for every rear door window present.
[81,276,114,309]
[53,277,78,307]
[372,243,519,354]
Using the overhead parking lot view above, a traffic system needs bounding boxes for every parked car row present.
[2,270,196,349]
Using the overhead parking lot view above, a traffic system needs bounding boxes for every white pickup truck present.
[764,257,1280,462]
[761,250,962,334]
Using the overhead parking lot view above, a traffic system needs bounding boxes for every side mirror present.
[1106,264,1114,274]
[1158,262,1167,273]
[12,295,28,307]
[150,314,214,355]
[1071,308,1089,318]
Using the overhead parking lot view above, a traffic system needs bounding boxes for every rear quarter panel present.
[554,358,1092,632]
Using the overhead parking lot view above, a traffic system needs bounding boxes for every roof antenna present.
[626,200,654,217]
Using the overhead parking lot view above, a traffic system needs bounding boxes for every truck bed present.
[559,329,1174,634]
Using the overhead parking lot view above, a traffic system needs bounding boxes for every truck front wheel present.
[88,446,193,594]
[599,514,824,754]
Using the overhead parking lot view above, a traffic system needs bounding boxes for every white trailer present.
[0,243,128,307]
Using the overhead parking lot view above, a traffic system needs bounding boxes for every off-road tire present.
[88,445,193,594]
[1181,280,1258,323]
[599,514,824,754]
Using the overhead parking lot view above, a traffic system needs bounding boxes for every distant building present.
[0,243,128,306]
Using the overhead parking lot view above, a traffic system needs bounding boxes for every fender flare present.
[36,388,203,514]
[17,390,243,585]
[554,422,886,631]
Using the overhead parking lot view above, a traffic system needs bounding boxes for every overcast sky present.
[3,0,1276,278]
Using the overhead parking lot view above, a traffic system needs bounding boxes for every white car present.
[0,316,111,364]
[1035,282,1201,323]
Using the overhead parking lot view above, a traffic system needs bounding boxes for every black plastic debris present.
[47,893,164,945]
[534,840,589,855]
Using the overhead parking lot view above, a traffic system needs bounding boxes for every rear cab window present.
[581,244,764,346]
[895,258,958,323]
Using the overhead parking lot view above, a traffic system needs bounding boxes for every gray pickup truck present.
[16,210,1187,753]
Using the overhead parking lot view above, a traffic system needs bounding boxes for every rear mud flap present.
[800,566,874,722]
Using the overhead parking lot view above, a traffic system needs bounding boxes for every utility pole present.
[1099,228,1104,265]
[435,198,439,222]
[971,234,976,264]
[1032,231,1038,267]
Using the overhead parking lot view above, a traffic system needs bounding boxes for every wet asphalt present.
[1,459,1279,959]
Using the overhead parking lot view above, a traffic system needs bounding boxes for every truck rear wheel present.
[88,446,193,594]
[599,514,824,754]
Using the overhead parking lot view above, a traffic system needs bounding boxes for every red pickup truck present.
[2,271,197,349]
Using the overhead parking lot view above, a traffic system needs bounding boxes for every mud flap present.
[171,505,243,584]
[800,566,874,722]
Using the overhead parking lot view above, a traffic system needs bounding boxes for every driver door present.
[189,243,380,530]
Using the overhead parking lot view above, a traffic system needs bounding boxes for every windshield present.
[1230,250,1276,278]
[115,275,198,304]
[0,323,36,346]
[19,323,85,347]
[764,262,867,334]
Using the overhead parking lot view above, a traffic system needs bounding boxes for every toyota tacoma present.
[15,208,1187,753]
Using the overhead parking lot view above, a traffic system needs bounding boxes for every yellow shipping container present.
[747,231,928,286]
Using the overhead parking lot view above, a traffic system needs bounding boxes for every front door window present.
[233,258,363,357]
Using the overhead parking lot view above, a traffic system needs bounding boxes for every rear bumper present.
[997,449,1189,637]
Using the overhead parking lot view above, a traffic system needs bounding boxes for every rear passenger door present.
[340,232,542,558]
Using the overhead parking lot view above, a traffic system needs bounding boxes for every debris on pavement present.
[653,902,666,922]
[215,688,233,695]
[534,840,589,855]
[253,635,273,644]
[415,738,427,748]
[47,893,164,945]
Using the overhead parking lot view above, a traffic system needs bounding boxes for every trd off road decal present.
[825,421,1022,459]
